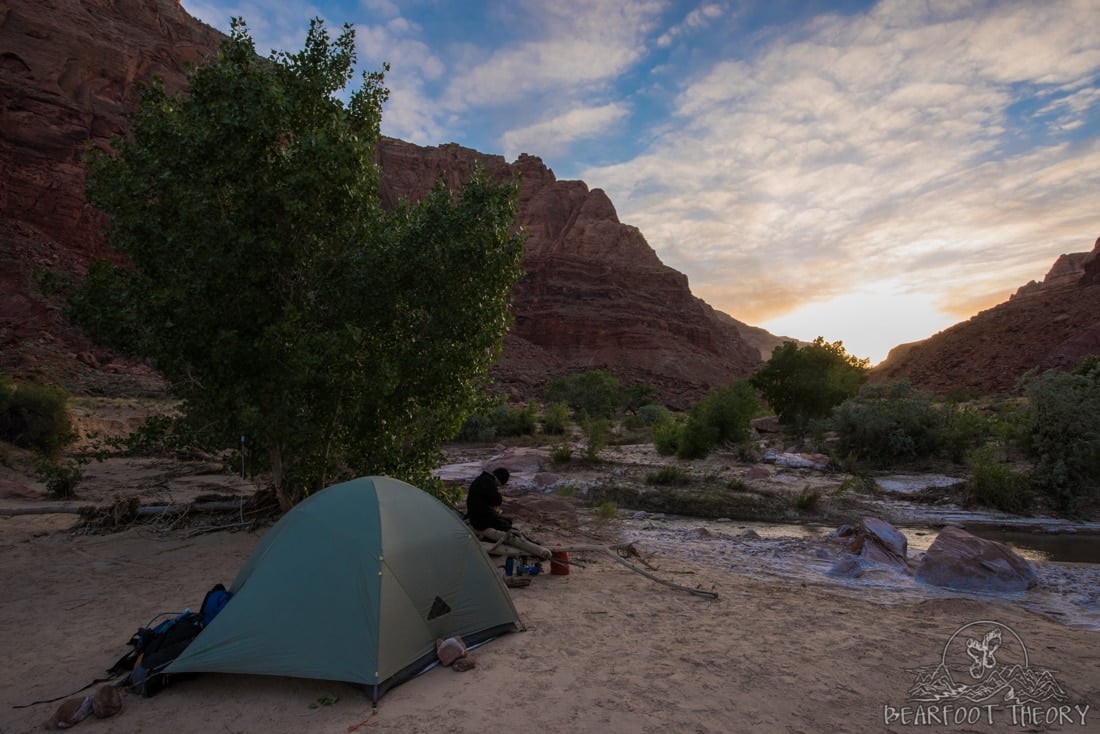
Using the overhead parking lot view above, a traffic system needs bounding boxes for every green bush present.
[652,413,684,456]
[1019,364,1100,510]
[939,404,996,463]
[455,400,536,442]
[113,413,186,456]
[553,483,579,498]
[582,418,609,461]
[646,465,692,486]
[596,500,618,521]
[545,370,624,420]
[550,442,573,464]
[34,457,83,499]
[795,486,820,511]
[455,413,496,442]
[726,477,749,492]
[830,381,945,467]
[676,380,760,460]
[0,377,74,457]
[541,401,571,435]
[637,403,668,425]
[967,445,1032,513]
[492,402,537,437]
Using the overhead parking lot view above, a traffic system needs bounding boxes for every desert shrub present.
[677,380,760,460]
[622,384,659,414]
[620,413,647,432]
[645,465,692,486]
[637,404,669,425]
[34,456,83,499]
[582,418,609,461]
[553,483,579,498]
[795,486,820,511]
[1018,363,1100,510]
[652,413,684,456]
[113,414,191,456]
[550,443,573,464]
[455,400,536,442]
[545,370,624,420]
[726,477,749,492]
[966,445,1032,513]
[454,413,496,442]
[830,381,944,467]
[541,401,571,435]
[939,404,997,463]
[0,377,74,457]
[596,500,618,521]
[491,402,537,437]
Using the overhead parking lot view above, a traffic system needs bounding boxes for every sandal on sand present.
[505,577,531,588]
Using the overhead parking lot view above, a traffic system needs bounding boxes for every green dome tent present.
[167,476,522,702]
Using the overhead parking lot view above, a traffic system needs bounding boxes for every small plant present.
[455,413,496,442]
[553,484,579,498]
[967,445,1032,513]
[491,401,537,437]
[309,693,339,709]
[541,401,571,435]
[652,413,684,456]
[676,380,760,460]
[550,442,573,465]
[34,456,83,499]
[726,477,749,492]
[795,485,820,511]
[636,403,669,425]
[0,377,74,458]
[582,418,609,462]
[115,413,183,456]
[545,370,624,420]
[645,465,692,486]
[831,476,863,496]
[596,500,618,521]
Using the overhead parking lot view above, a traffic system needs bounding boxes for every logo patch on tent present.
[427,596,451,620]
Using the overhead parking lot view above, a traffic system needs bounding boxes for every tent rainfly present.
[167,476,522,702]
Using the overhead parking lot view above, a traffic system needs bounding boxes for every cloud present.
[442,0,664,109]
[182,1,327,56]
[501,103,630,159]
[656,2,726,48]
[582,0,1100,354]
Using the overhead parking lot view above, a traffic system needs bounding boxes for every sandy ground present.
[1,507,1098,732]
[1,436,1098,734]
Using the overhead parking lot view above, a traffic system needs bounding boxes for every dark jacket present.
[466,471,511,531]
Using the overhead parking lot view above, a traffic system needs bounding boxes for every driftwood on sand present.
[0,500,247,517]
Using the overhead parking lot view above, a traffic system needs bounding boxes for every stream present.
[621,515,1100,631]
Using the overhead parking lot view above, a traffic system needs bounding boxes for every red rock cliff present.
[873,236,1100,395]
[1,0,762,405]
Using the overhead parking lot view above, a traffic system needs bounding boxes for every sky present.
[180,0,1100,365]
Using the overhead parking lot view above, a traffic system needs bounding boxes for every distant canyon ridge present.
[1,0,1097,407]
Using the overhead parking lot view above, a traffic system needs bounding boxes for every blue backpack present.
[111,583,234,696]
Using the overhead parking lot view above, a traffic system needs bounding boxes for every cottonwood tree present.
[750,337,869,434]
[73,19,525,508]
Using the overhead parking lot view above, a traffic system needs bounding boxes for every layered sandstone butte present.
[377,139,763,405]
[873,236,1100,395]
[0,0,762,405]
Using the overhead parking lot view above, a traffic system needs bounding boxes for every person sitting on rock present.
[465,467,513,532]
